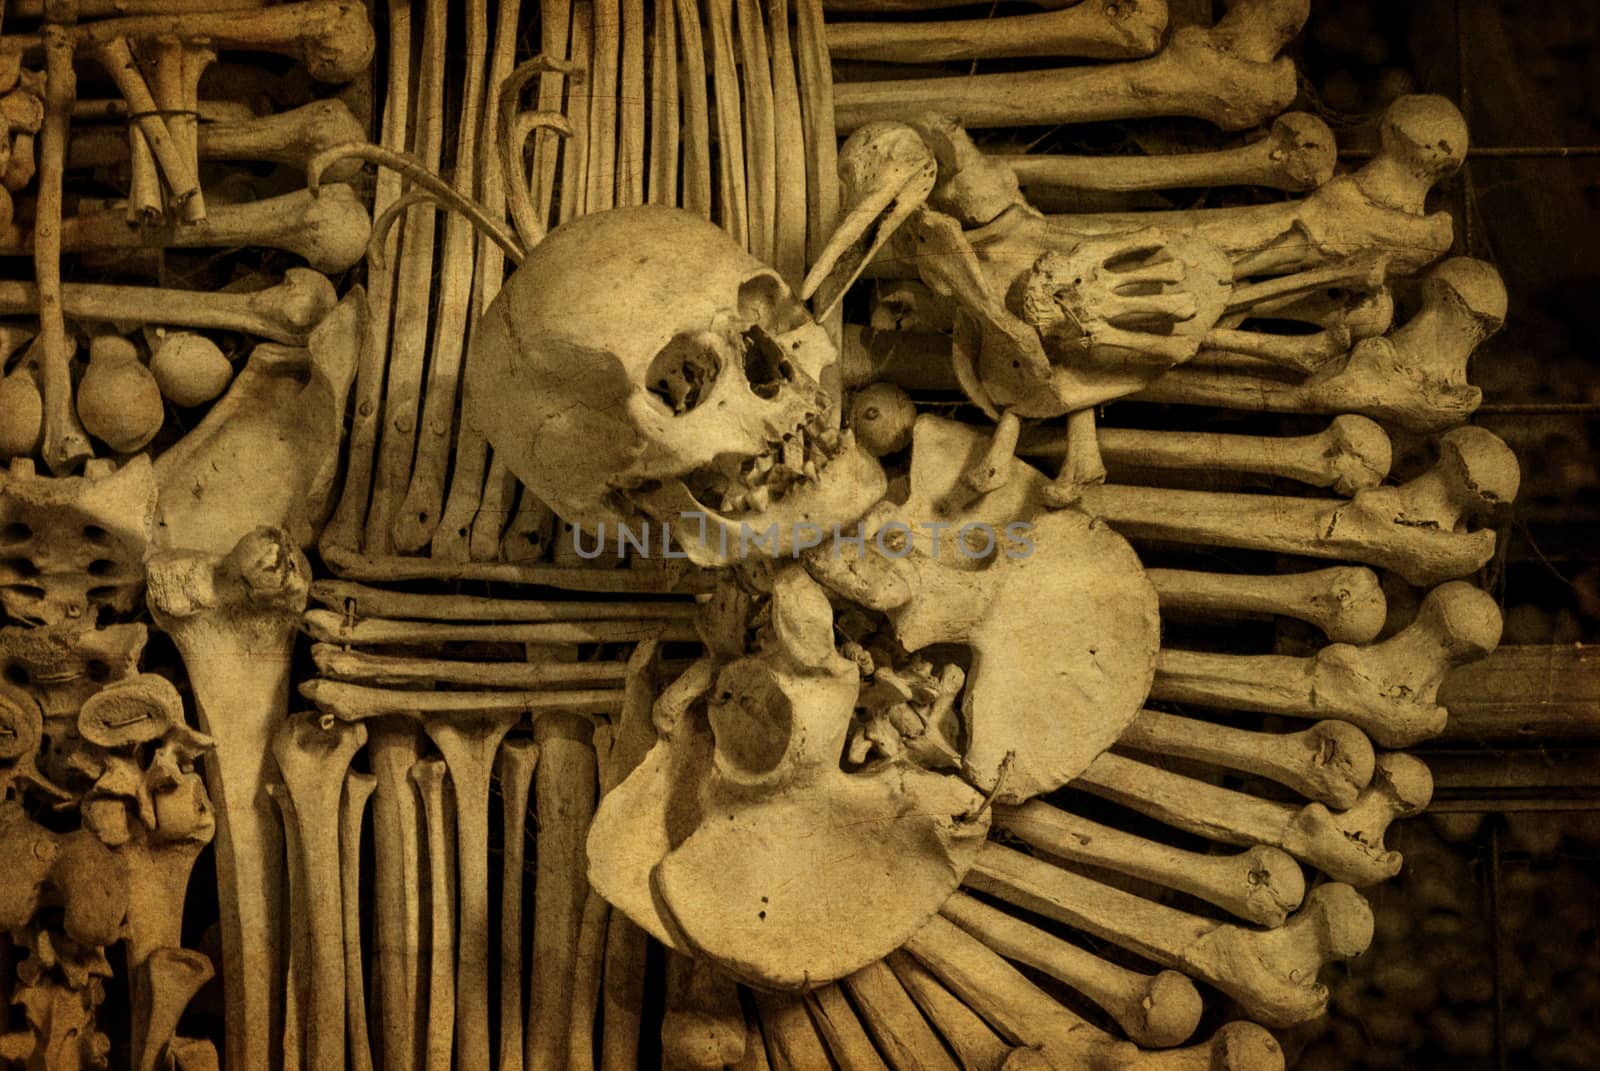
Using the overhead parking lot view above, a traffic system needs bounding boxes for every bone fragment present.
[1153,580,1502,746]
[828,0,1167,62]
[525,713,598,1071]
[841,959,958,1071]
[145,529,309,1071]
[994,797,1305,928]
[272,712,367,1071]
[969,842,1373,1027]
[1147,564,1387,644]
[340,770,378,1071]
[412,756,458,1071]
[1077,750,1432,886]
[422,710,519,1069]
[886,951,1011,1071]
[96,36,204,221]
[1120,709,1377,809]
[132,949,214,1071]
[1139,258,1505,431]
[942,891,1202,1048]
[833,0,1306,131]
[809,983,889,1071]
[902,913,1140,1069]
[1003,112,1333,192]
[1084,427,1519,589]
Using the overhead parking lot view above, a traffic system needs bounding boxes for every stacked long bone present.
[0,1,377,1068]
[280,3,1518,1071]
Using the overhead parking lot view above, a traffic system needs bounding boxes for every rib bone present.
[841,959,959,1071]
[1077,750,1433,886]
[1147,564,1387,644]
[1002,112,1334,192]
[1153,580,1503,745]
[994,797,1305,927]
[1084,428,1519,589]
[969,842,1373,1027]
[885,951,1012,1071]
[833,0,1307,132]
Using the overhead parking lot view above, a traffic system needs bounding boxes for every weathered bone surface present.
[826,0,1169,62]
[833,0,1308,131]
[1147,564,1387,644]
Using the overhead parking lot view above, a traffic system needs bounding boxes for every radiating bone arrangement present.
[0,2,1534,1070]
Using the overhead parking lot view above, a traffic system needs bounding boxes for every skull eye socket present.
[647,335,722,414]
[741,326,796,401]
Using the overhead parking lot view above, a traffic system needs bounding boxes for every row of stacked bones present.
[0,1,1518,1070]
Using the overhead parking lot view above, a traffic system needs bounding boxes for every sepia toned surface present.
[0,1,1593,1069]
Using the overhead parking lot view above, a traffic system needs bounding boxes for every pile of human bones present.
[0,0,1519,1068]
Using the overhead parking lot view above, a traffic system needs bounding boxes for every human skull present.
[466,205,887,565]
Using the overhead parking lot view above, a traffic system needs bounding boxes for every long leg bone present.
[267,784,307,1071]
[525,713,598,1071]
[1022,415,1393,495]
[833,0,1306,131]
[6,185,374,273]
[413,756,458,1071]
[588,0,620,214]
[310,646,630,690]
[706,0,747,247]
[993,798,1306,927]
[841,958,959,1071]
[1062,95,1465,277]
[0,269,336,345]
[35,26,92,474]
[1146,564,1387,644]
[1127,1023,1285,1071]
[1137,258,1506,431]
[340,769,378,1071]
[424,710,520,1069]
[368,719,426,1071]
[646,0,679,206]
[1001,112,1334,193]
[901,913,1139,1069]
[271,711,367,1071]
[941,891,1203,1049]
[736,0,776,262]
[968,842,1373,1027]
[1153,580,1503,746]
[768,0,806,290]
[1118,709,1376,808]
[885,950,1012,1071]
[145,528,309,1071]
[497,738,538,1071]
[827,0,1168,62]
[309,580,697,622]
[1076,750,1432,886]
[1083,428,1519,589]
[70,100,368,178]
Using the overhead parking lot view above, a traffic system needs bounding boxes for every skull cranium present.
[466,206,887,565]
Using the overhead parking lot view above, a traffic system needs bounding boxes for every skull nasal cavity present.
[742,327,794,401]
[647,336,722,414]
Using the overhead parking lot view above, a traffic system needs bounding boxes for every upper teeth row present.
[714,422,852,514]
